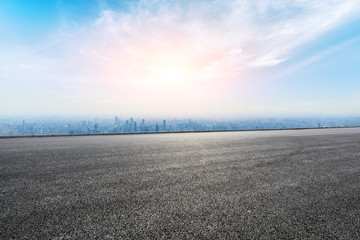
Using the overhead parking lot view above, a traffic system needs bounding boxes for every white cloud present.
[57,0,360,79]
[1,0,360,115]
[5,0,360,79]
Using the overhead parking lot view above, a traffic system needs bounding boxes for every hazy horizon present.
[1,0,360,117]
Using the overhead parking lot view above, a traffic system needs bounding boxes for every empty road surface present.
[1,128,360,239]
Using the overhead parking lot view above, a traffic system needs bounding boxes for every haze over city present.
[1,0,360,117]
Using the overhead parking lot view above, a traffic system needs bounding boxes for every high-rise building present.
[114,116,120,126]
[130,118,134,132]
[163,120,166,131]
[22,120,25,134]
[140,119,145,131]
[125,120,129,132]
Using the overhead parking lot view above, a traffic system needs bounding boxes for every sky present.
[1,0,360,118]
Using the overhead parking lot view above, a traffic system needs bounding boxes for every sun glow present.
[106,32,234,94]
[132,60,199,89]
[153,65,184,81]
[147,64,191,86]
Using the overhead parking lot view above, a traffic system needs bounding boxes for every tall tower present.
[140,119,145,132]
[125,120,129,132]
[22,120,25,134]
[114,116,120,126]
[162,120,166,131]
[130,118,134,132]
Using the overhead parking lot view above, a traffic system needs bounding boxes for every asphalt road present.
[1,128,360,239]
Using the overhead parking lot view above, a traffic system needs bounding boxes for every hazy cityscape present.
[1,116,360,136]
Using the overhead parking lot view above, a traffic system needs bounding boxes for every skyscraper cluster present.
[1,116,360,136]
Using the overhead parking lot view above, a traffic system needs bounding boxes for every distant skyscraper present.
[134,121,137,132]
[140,119,145,132]
[125,120,129,132]
[130,117,134,132]
[22,120,25,134]
[155,125,159,132]
[114,116,120,126]
[163,120,166,131]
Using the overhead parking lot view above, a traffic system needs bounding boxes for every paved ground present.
[1,128,360,239]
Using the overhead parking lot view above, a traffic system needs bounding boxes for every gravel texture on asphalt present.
[1,128,360,239]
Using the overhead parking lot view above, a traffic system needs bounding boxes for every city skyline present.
[2,115,360,136]
[1,0,360,117]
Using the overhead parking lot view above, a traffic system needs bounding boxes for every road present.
[1,128,360,239]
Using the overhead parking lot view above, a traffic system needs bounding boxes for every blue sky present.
[1,0,360,117]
